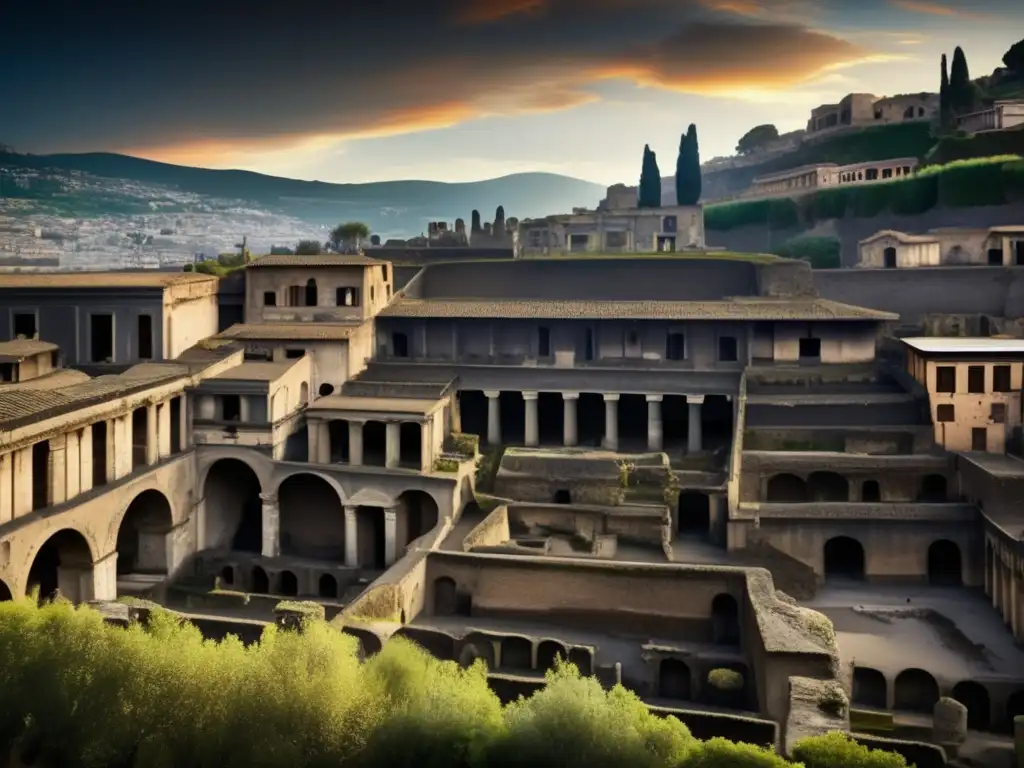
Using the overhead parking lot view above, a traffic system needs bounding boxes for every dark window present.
[336,287,360,307]
[662,216,678,233]
[392,332,409,358]
[988,248,1004,266]
[936,404,955,422]
[263,291,277,306]
[718,336,738,362]
[285,348,304,359]
[370,286,375,303]
[935,366,956,393]
[538,327,551,357]
[584,329,594,362]
[305,279,318,307]
[222,395,241,421]
[666,332,686,361]
[90,314,114,363]
[799,337,821,360]
[967,366,985,394]
[991,403,1007,423]
[883,247,897,268]
[318,383,335,397]
[972,427,987,451]
[137,314,153,359]
[12,313,36,338]
[0,363,11,382]
[993,365,1012,392]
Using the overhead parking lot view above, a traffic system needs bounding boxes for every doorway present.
[656,236,677,252]
[883,247,897,268]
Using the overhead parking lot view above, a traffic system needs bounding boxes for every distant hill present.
[0,151,605,237]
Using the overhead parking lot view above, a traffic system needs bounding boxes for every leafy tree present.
[736,124,779,155]
[638,145,662,208]
[1003,38,1024,72]
[676,124,702,206]
[294,240,322,255]
[328,221,370,252]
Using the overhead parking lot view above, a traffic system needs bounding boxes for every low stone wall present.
[852,733,948,768]
[506,502,667,549]
[463,505,510,550]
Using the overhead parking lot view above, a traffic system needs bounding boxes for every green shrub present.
[849,708,894,733]
[772,237,840,269]
[705,198,798,232]
[926,128,1024,165]
[794,732,909,768]
[708,668,744,692]
[0,598,913,768]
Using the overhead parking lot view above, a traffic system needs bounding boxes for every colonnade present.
[306,418,432,471]
[482,390,708,452]
[986,537,1024,642]
[258,491,399,569]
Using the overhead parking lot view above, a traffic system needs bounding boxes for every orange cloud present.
[696,0,763,15]
[453,0,547,24]
[891,0,991,19]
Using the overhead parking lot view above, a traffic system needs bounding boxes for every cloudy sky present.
[1,0,1020,185]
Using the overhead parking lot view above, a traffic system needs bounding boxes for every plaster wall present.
[14,351,56,381]
[166,295,219,358]
[858,238,940,268]
[518,206,706,256]
[232,340,351,398]
[245,264,392,324]
[771,322,878,364]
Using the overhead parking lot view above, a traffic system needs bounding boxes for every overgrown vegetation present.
[706,155,1024,231]
[183,251,247,276]
[0,598,910,768]
[771,236,841,269]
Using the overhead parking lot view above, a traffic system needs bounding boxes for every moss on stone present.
[433,457,460,472]
[708,668,744,692]
[816,681,848,718]
[449,432,479,458]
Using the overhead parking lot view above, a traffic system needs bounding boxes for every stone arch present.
[346,487,394,509]
[251,566,269,594]
[711,593,740,645]
[807,471,849,502]
[952,680,990,730]
[918,474,947,502]
[893,668,939,713]
[202,458,263,552]
[459,635,494,669]
[536,640,568,671]
[115,489,174,576]
[396,489,440,549]
[927,539,962,586]
[765,473,807,502]
[434,576,458,616]
[501,636,533,671]
[279,570,298,596]
[852,667,887,709]
[0,578,11,601]
[659,658,691,700]
[824,536,865,580]
[318,573,338,598]
[278,473,346,561]
[27,528,95,603]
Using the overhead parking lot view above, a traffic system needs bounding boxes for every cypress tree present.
[949,46,976,115]
[638,145,662,208]
[471,209,481,233]
[939,54,952,131]
[676,124,702,206]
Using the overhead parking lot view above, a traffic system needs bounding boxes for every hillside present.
[0,151,606,236]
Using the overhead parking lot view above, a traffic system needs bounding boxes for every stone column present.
[603,394,619,451]
[384,506,398,567]
[419,422,432,472]
[239,396,251,424]
[260,492,280,558]
[12,448,31,516]
[344,505,358,567]
[90,553,118,602]
[0,453,12,523]
[317,422,331,465]
[179,394,190,451]
[385,423,400,468]
[984,542,992,598]
[523,391,539,447]
[308,418,321,463]
[1010,570,1019,638]
[646,394,663,452]
[687,395,704,454]
[199,395,216,420]
[485,391,501,446]
[348,420,364,466]
[562,392,579,447]
[105,419,118,483]
[158,401,172,459]
[145,403,159,465]
[994,556,1003,611]
[64,430,81,500]
[48,435,67,507]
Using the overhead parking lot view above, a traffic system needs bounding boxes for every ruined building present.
[0,248,1021,764]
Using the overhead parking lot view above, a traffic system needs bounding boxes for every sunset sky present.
[1,0,1021,186]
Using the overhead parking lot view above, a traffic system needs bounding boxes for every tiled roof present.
[0,272,217,289]
[247,254,385,268]
[0,338,59,360]
[212,360,299,382]
[0,369,90,391]
[378,297,897,321]
[216,323,358,341]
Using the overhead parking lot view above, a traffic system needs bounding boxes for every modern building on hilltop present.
[0,237,1023,759]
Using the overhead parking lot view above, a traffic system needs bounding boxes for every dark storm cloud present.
[0,0,881,157]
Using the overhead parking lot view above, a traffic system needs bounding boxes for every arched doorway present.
[279,570,298,596]
[678,491,711,535]
[319,573,338,598]
[202,459,263,552]
[356,506,387,569]
[116,489,174,575]
[0,579,11,601]
[917,474,947,502]
[278,474,345,561]
[711,593,740,645]
[397,490,439,549]
[823,536,865,580]
[659,659,691,700]
[501,637,532,671]
[852,667,887,709]
[952,681,990,730]
[536,640,567,672]
[27,529,94,603]
[893,668,939,713]
[807,472,849,502]
[927,540,962,586]
[765,474,807,502]
[883,246,897,268]
[434,577,457,616]
[251,566,269,594]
